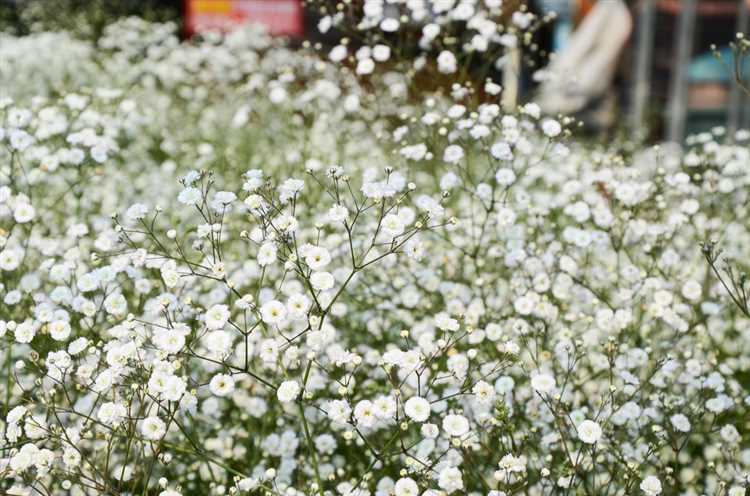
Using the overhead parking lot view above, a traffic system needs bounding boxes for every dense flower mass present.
[1,4,750,496]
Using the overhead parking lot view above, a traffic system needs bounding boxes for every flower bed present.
[1,7,750,496]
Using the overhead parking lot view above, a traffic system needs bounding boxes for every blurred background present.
[1,0,748,143]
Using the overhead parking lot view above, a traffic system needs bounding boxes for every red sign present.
[185,0,304,37]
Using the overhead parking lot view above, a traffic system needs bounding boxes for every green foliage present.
[0,0,180,38]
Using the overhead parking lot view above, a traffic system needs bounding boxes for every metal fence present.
[630,0,750,141]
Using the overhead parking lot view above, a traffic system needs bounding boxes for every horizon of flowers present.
[1,4,750,496]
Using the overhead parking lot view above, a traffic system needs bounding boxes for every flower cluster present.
[1,10,749,496]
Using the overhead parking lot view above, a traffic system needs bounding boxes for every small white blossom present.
[404,396,431,422]
[277,380,301,403]
[577,420,603,444]
[209,374,235,397]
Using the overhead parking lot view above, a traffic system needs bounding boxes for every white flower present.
[242,169,264,190]
[98,402,127,426]
[640,476,662,496]
[472,380,496,405]
[182,170,200,184]
[178,187,201,205]
[327,204,349,223]
[512,11,533,29]
[209,373,235,397]
[10,443,38,472]
[310,272,335,291]
[496,453,527,479]
[269,86,287,104]
[354,400,377,427]
[9,129,33,150]
[423,22,440,40]
[0,249,21,271]
[577,419,603,444]
[261,300,287,324]
[211,191,236,211]
[287,293,311,318]
[304,246,331,270]
[162,375,186,402]
[437,50,457,74]
[160,261,179,288]
[153,328,186,354]
[373,44,391,62]
[720,424,740,444]
[329,45,347,63]
[522,103,541,119]
[380,18,399,32]
[104,293,127,316]
[440,172,460,190]
[404,396,431,422]
[7,405,27,424]
[62,447,81,469]
[12,203,35,223]
[277,380,300,403]
[401,143,428,161]
[670,413,691,433]
[491,142,513,161]
[278,178,304,202]
[381,214,405,237]
[356,58,375,75]
[90,144,108,162]
[205,304,230,330]
[421,423,439,438]
[49,320,71,341]
[442,414,469,437]
[238,478,260,491]
[373,396,396,418]
[244,194,266,212]
[443,144,464,164]
[326,399,352,424]
[274,214,298,233]
[485,80,502,95]
[438,467,463,494]
[69,337,88,355]
[317,15,332,33]
[204,330,232,357]
[363,1,382,17]
[531,373,556,394]
[706,395,732,413]
[140,416,166,440]
[14,320,36,344]
[435,312,459,331]
[495,168,516,186]
[257,242,277,266]
[126,203,149,221]
[681,280,702,301]
[394,477,419,496]
[541,119,562,137]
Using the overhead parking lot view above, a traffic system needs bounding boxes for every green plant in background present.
[0,0,179,38]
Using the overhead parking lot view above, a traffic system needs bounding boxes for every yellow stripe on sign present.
[192,0,232,14]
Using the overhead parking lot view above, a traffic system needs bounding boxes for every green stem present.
[298,402,325,496]
[3,340,12,444]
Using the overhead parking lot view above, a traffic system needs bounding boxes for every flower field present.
[1,4,750,496]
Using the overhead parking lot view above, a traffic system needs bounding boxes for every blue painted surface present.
[689,46,750,83]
